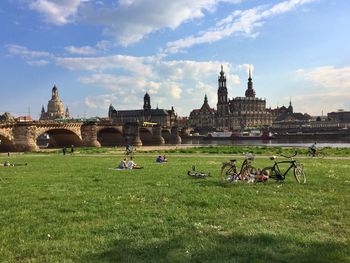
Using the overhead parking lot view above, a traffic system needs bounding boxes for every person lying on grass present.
[1,161,27,167]
[127,156,143,169]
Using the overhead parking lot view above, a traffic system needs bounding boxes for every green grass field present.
[1,148,349,262]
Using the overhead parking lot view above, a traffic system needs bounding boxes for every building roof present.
[113,109,169,117]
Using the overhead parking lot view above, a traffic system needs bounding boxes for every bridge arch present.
[0,135,15,152]
[139,127,153,145]
[97,127,124,146]
[36,128,83,148]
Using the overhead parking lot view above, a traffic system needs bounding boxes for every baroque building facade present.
[40,85,70,120]
[109,92,177,128]
[189,66,272,131]
[188,95,216,130]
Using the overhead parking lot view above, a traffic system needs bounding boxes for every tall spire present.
[288,97,293,113]
[245,64,256,98]
[204,94,208,103]
[248,64,252,80]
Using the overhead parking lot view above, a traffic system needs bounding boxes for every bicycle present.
[124,147,136,156]
[220,154,257,183]
[188,165,211,179]
[306,148,325,158]
[261,152,306,183]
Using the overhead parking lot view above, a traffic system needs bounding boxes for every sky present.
[1,0,350,119]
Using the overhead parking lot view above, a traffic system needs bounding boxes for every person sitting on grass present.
[156,155,162,163]
[127,156,143,169]
[156,155,168,163]
[118,158,127,169]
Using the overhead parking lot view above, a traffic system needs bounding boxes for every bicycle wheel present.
[294,164,306,183]
[240,165,257,182]
[317,152,325,159]
[306,151,314,158]
[220,163,235,182]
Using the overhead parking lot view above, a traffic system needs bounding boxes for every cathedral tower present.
[245,65,256,98]
[143,92,151,111]
[216,65,230,129]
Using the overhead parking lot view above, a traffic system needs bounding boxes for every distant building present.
[188,95,216,130]
[40,85,70,120]
[271,101,312,132]
[0,112,16,123]
[328,110,350,123]
[189,66,273,132]
[225,66,273,130]
[108,92,177,127]
[16,116,33,122]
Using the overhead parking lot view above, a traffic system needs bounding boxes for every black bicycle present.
[261,152,306,183]
[306,148,325,158]
[220,154,257,182]
[188,165,211,179]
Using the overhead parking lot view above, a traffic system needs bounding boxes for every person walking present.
[70,145,74,155]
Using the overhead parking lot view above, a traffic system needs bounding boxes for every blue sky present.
[1,0,350,119]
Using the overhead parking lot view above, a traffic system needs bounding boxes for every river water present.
[180,138,350,148]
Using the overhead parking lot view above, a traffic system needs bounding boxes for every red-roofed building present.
[188,95,216,130]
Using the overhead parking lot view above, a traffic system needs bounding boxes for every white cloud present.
[80,73,161,94]
[27,59,50,66]
[6,44,52,58]
[64,45,97,55]
[84,94,118,110]
[64,41,112,55]
[291,65,350,115]
[56,55,155,77]
[293,92,350,115]
[165,0,316,53]
[77,0,241,46]
[29,0,86,25]
[297,66,350,90]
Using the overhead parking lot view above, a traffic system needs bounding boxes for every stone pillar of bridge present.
[12,124,38,152]
[181,127,191,138]
[81,124,101,147]
[124,122,142,147]
[152,126,165,145]
[170,126,182,144]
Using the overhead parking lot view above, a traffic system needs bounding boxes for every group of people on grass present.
[118,156,143,170]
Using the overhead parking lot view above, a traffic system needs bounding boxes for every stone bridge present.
[0,121,182,152]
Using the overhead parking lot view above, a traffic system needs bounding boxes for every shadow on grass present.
[191,179,241,188]
[85,232,349,263]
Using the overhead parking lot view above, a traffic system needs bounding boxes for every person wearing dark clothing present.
[63,147,67,155]
[70,145,74,155]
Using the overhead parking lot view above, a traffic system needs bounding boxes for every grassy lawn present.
[0,148,349,262]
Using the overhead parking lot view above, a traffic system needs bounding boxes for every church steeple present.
[245,64,256,98]
[204,94,208,104]
[143,92,151,111]
[217,65,228,104]
[288,98,293,113]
